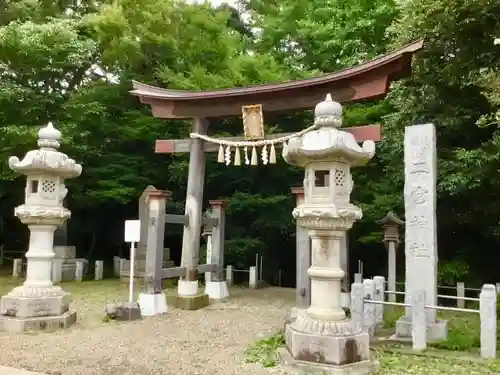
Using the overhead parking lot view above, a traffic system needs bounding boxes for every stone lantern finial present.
[37,121,61,149]
[314,94,343,128]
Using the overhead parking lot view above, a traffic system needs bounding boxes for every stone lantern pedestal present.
[280,95,377,374]
[0,122,82,333]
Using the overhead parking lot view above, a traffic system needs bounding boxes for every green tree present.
[241,0,398,72]
[379,0,500,281]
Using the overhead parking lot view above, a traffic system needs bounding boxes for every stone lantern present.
[0,122,82,333]
[281,94,377,374]
[377,212,404,303]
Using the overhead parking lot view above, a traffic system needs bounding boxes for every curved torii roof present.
[131,39,424,119]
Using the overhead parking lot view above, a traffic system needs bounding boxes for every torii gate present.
[131,39,423,309]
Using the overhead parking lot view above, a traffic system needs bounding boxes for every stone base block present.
[138,293,167,316]
[279,347,378,375]
[176,294,209,310]
[205,281,229,300]
[53,246,76,259]
[114,302,142,321]
[285,322,373,367]
[1,293,70,318]
[0,310,76,333]
[61,264,77,282]
[394,315,448,342]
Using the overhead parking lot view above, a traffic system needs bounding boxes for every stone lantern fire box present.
[280,95,377,374]
[0,122,82,333]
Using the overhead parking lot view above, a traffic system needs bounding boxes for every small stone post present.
[373,276,385,326]
[138,188,169,317]
[113,256,120,277]
[12,258,22,278]
[204,200,229,299]
[249,266,257,289]
[75,259,85,282]
[480,284,497,359]
[377,212,404,303]
[95,260,104,281]
[457,282,465,308]
[411,289,427,351]
[363,279,376,334]
[0,122,82,333]
[354,273,362,283]
[350,282,364,328]
[226,265,233,286]
[120,258,128,275]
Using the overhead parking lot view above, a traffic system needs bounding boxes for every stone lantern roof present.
[283,94,376,167]
[8,122,82,179]
[377,211,405,228]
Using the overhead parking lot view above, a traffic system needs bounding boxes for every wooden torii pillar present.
[130,40,423,309]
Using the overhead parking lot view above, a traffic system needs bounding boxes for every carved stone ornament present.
[282,94,375,168]
[8,122,82,179]
[8,285,66,298]
[242,104,265,141]
[14,205,71,225]
[293,205,361,231]
[292,314,363,336]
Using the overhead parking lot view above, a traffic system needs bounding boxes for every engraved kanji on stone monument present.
[396,123,447,342]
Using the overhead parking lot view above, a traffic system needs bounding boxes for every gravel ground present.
[0,279,294,375]
[1,279,500,375]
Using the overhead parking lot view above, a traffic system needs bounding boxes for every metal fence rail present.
[352,279,497,360]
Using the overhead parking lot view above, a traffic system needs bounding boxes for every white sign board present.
[124,220,141,243]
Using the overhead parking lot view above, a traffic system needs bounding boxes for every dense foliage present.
[0,0,499,286]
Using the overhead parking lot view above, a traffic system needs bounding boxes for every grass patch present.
[432,312,480,351]
[380,305,486,353]
[375,350,500,374]
[244,330,284,367]
[382,306,404,329]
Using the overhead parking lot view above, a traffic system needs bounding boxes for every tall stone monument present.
[395,123,447,341]
[0,122,82,332]
[280,94,377,374]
